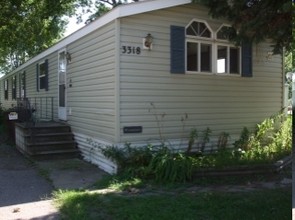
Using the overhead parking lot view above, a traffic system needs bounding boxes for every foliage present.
[200,127,212,152]
[147,147,193,183]
[217,132,230,150]
[186,128,198,153]
[0,0,93,74]
[232,113,291,164]
[99,143,154,176]
[194,0,292,54]
[0,0,140,74]
[233,127,251,150]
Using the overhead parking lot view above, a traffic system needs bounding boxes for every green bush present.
[147,147,193,183]
[100,143,154,177]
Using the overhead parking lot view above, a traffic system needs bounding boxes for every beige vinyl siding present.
[0,51,59,121]
[66,21,117,142]
[21,53,59,120]
[119,4,283,145]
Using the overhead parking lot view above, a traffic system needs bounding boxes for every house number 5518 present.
[122,46,141,55]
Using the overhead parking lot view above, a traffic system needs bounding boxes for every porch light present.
[266,51,273,61]
[143,33,153,50]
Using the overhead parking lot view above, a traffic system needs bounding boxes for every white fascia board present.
[6,0,192,77]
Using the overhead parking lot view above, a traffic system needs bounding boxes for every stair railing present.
[16,97,54,125]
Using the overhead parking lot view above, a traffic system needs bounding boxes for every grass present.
[54,187,291,220]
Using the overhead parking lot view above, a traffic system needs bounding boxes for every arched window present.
[186,20,213,72]
[186,21,212,38]
[185,20,240,75]
[216,25,240,74]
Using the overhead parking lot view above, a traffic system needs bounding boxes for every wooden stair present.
[15,122,79,160]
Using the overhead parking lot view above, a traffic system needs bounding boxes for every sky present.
[64,17,84,37]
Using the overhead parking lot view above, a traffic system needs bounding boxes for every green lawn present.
[54,187,291,220]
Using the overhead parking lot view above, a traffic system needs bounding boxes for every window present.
[186,20,213,73]
[185,21,241,75]
[186,21,212,38]
[4,79,8,100]
[39,62,46,89]
[37,59,49,91]
[170,23,252,77]
[216,26,240,74]
[12,76,17,100]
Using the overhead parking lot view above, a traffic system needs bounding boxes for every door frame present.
[58,49,67,121]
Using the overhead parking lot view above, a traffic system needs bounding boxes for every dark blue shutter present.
[44,59,49,91]
[23,71,26,97]
[241,43,252,77]
[36,63,39,92]
[170,26,185,74]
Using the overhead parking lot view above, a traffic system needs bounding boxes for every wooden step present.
[28,149,80,160]
[25,132,74,142]
[15,121,80,160]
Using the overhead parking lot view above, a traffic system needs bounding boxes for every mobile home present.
[0,0,286,174]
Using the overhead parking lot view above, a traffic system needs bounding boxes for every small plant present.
[200,127,211,153]
[148,102,166,142]
[100,143,154,176]
[186,128,198,154]
[217,132,230,150]
[148,147,193,183]
[233,127,250,150]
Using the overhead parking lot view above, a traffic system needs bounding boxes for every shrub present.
[147,147,193,183]
[100,143,154,177]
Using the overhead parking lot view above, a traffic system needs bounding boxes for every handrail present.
[16,97,54,123]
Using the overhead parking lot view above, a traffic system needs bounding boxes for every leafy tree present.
[194,0,292,54]
[0,0,141,74]
[0,0,90,74]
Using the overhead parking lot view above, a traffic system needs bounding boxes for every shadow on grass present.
[54,187,291,220]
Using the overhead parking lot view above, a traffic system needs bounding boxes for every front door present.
[58,50,67,120]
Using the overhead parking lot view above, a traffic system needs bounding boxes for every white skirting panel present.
[72,133,236,175]
[73,132,118,174]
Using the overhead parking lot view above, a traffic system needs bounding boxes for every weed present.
[217,132,230,150]
[233,127,250,150]
[200,127,211,152]
[148,102,166,142]
[147,147,193,183]
[186,128,198,154]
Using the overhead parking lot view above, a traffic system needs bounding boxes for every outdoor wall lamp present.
[66,52,72,63]
[143,33,153,50]
[266,51,273,61]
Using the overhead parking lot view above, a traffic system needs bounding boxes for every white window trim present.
[185,19,214,40]
[185,21,241,76]
[38,61,46,90]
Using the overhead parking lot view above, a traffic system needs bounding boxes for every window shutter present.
[44,59,49,91]
[241,43,253,77]
[23,71,26,97]
[170,26,185,74]
[36,63,39,92]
